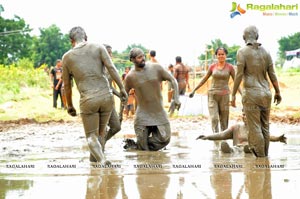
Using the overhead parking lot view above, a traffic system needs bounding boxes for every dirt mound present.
[270,115,300,124]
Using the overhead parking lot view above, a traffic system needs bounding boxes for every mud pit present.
[1,117,300,198]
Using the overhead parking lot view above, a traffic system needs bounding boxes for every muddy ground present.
[1,114,300,199]
[1,109,299,133]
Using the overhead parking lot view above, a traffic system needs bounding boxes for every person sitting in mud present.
[196,113,287,153]
[123,48,181,151]
[62,26,127,164]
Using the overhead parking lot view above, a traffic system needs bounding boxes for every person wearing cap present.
[231,25,282,157]
[123,48,181,151]
[62,26,128,164]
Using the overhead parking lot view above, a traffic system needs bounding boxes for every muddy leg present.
[208,93,220,133]
[244,104,266,157]
[261,107,270,156]
[148,124,171,151]
[134,125,150,151]
[220,141,233,153]
[86,132,106,163]
[219,94,229,131]
[105,109,121,142]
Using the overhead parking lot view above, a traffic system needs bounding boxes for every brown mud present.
[1,109,299,133]
[1,116,300,198]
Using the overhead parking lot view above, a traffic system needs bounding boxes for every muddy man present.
[124,48,181,151]
[62,26,128,164]
[231,25,282,157]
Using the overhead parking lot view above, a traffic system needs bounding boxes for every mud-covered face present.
[133,53,146,68]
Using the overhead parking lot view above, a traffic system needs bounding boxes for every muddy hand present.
[67,106,77,117]
[279,134,287,144]
[120,89,128,106]
[274,93,282,105]
[189,91,195,98]
[196,135,206,140]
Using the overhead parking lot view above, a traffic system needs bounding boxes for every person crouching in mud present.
[196,113,287,153]
[123,48,181,151]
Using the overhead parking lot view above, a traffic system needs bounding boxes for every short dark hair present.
[215,47,228,55]
[149,50,156,57]
[175,56,182,63]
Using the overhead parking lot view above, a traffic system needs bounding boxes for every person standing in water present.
[62,26,127,164]
[189,47,239,133]
[231,25,282,157]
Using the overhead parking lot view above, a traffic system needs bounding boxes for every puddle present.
[0,121,300,198]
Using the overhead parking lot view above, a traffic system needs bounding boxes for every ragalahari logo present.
[230,2,246,18]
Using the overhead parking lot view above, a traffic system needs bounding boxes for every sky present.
[1,0,300,66]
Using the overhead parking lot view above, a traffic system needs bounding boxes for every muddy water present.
[0,120,300,199]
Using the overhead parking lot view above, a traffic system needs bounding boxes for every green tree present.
[0,15,32,65]
[33,24,71,67]
[227,44,240,65]
[277,32,300,62]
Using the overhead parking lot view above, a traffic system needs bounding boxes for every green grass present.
[0,66,299,122]
[0,66,80,122]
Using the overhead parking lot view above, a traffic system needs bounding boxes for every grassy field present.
[0,68,299,122]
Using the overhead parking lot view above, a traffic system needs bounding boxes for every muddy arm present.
[270,134,287,144]
[196,127,234,140]
[189,69,212,98]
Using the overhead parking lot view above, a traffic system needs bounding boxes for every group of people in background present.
[53,25,283,164]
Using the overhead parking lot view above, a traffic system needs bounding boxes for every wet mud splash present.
[0,118,300,198]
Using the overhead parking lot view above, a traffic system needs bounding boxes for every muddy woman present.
[124,48,181,151]
[189,47,240,133]
[62,26,128,164]
[231,25,282,157]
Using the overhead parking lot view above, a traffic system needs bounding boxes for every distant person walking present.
[50,59,64,109]
[174,56,190,95]
[168,56,190,115]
